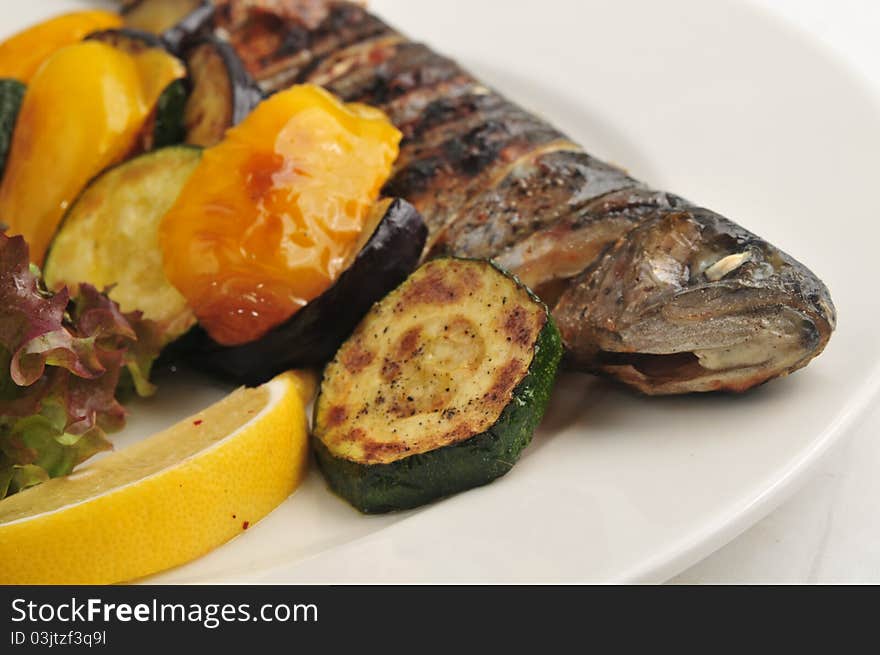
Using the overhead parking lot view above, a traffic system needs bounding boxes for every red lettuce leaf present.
[0,234,161,498]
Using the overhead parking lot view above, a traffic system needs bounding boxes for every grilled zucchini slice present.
[314,258,563,513]
[0,79,25,182]
[44,146,200,345]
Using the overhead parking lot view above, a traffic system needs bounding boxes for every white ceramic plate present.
[8,0,879,583]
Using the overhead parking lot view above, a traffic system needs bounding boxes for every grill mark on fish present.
[215,2,393,92]
[307,34,407,87]
[386,116,565,235]
[325,42,464,105]
[398,92,513,153]
[213,1,837,394]
[432,150,646,260]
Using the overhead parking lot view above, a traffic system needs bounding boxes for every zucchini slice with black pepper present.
[0,79,25,183]
[314,258,563,513]
[44,146,201,346]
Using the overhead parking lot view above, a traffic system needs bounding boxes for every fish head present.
[554,207,836,394]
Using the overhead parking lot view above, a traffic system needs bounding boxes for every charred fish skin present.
[211,1,837,394]
[430,149,644,260]
[213,1,394,90]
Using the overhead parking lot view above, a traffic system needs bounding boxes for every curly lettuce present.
[0,234,160,498]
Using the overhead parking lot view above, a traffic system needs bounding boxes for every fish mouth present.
[551,205,837,394]
[583,297,829,395]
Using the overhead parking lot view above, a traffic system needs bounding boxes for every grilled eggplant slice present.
[0,79,24,182]
[182,36,263,147]
[314,258,563,514]
[44,146,201,345]
[182,197,428,385]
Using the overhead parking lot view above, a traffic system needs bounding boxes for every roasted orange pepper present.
[0,42,185,264]
[160,84,401,346]
[0,11,123,83]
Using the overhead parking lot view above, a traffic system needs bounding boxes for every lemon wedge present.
[0,371,314,585]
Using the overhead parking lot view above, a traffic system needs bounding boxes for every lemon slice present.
[0,371,313,585]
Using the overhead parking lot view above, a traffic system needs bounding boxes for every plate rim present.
[622,362,880,582]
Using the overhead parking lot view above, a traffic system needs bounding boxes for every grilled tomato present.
[159,84,402,346]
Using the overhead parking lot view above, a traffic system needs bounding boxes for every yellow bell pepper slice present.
[0,11,123,83]
[0,41,185,264]
[160,84,402,346]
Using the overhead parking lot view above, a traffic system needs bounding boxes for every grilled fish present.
[210,0,836,394]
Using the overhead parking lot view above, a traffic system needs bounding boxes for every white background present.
[673,0,880,583]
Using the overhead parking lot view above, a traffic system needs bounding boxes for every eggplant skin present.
[182,36,264,147]
[161,2,216,54]
[181,198,428,385]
